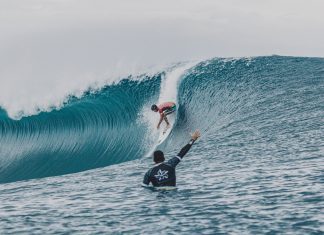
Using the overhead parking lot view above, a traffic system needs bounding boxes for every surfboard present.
[157,114,175,144]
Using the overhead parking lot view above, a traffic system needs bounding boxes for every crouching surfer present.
[142,130,201,188]
[151,102,176,130]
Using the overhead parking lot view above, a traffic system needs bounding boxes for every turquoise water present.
[0,56,323,234]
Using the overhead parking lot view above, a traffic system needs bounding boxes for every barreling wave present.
[1,56,324,183]
[0,75,163,183]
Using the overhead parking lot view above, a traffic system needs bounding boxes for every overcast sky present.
[1,0,324,118]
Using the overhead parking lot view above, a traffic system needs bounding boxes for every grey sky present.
[1,0,324,118]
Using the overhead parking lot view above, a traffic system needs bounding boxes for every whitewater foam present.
[158,62,195,104]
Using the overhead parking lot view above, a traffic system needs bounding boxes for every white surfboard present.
[157,113,176,144]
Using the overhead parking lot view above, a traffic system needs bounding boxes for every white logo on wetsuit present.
[154,169,169,181]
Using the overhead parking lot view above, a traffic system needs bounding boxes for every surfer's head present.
[151,104,158,112]
[153,150,165,163]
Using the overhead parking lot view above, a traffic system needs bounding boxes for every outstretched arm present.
[177,130,200,159]
[167,130,201,167]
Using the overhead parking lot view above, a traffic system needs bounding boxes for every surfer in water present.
[151,102,176,130]
[142,130,200,187]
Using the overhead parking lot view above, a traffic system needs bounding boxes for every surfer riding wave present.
[151,102,176,130]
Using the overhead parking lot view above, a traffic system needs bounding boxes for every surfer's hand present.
[157,125,160,129]
[191,130,201,141]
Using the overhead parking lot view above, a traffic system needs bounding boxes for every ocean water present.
[0,56,323,234]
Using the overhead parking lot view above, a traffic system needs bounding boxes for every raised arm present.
[178,130,200,158]
[167,130,201,167]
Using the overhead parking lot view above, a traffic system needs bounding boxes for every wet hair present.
[153,150,165,163]
[151,104,158,111]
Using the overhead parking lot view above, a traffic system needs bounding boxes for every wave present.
[1,56,324,183]
[0,74,163,183]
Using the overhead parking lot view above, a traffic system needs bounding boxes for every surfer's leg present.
[163,105,176,126]
[163,115,170,126]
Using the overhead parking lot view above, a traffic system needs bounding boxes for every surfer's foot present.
[163,125,169,134]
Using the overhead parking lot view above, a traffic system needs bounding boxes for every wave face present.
[1,56,324,183]
[0,76,162,183]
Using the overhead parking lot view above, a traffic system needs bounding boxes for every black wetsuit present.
[142,139,195,187]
